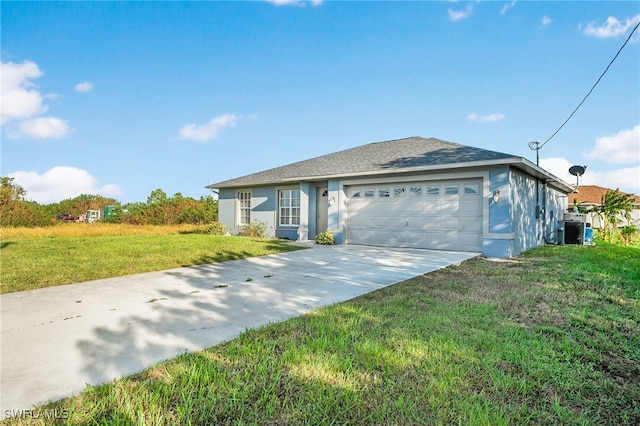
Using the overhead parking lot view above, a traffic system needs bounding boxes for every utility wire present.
[540,20,640,148]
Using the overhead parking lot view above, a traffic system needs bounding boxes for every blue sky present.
[2,0,639,204]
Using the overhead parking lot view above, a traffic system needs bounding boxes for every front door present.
[316,187,328,234]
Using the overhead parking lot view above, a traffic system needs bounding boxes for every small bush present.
[620,224,638,246]
[239,221,268,238]
[314,230,334,245]
[188,222,227,235]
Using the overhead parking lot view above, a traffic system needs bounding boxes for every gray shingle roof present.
[212,136,519,188]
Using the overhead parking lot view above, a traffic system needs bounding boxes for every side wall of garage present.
[508,168,568,256]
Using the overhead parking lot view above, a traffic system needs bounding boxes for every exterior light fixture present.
[492,190,501,204]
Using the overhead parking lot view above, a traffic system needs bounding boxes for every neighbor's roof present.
[211,136,572,192]
[569,185,640,205]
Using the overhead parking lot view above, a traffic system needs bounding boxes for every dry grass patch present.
[1,223,195,240]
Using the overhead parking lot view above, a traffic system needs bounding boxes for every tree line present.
[1,177,218,227]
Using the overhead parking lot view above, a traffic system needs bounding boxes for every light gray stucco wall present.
[217,188,237,234]
[217,185,306,240]
[483,166,514,258]
[216,187,277,237]
[510,171,568,254]
[251,187,277,237]
[510,170,539,256]
[483,166,568,258]
[542,183,568,244]
[328,180,345,244]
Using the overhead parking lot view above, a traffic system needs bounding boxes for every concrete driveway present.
[1,243,478,414]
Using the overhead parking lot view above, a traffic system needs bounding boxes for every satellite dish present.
[569,165,586,177]
[568,165,587,190]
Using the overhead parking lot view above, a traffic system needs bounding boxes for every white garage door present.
[347,179,483,252]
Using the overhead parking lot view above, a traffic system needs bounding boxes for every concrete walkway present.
[1,244,478,414]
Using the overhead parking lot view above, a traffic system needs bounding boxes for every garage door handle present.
[406,219,409,226]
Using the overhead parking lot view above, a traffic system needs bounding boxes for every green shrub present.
[188,222,227,235]
[620,224,638,246]
[314,230,334,245]
[239,221,268,238]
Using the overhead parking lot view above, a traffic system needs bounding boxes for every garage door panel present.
[386,217,408,228]
[461,199,482,214]
[347,179,482,252]
[442,216,463,230]
[461,217,482,231]
[369,217,393,228]
[424,203,441,214]
[406,231,424,245]
[400,202,426,214]
[441,200,460,212]
[421,222,441,231]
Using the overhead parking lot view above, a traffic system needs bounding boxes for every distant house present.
[209,137,574,258]
[569,185,640,228]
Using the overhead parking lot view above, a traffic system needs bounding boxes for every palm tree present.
[587,189,635,242]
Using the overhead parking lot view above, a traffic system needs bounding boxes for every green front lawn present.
[5,242,638,425]
[0,235,302,294]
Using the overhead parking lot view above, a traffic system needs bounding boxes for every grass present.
[0,224,303,294]
[3,241,638,425]
[0,223,197,240]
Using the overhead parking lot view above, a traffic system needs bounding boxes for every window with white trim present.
[409,186,423,197]
[445,186,459,195]
[237,191,251,225]
[464,184,479,195]
[279,189,300,226]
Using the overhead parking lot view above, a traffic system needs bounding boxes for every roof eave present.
[509,158,575,193]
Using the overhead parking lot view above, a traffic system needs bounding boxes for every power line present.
[539,20,640,149]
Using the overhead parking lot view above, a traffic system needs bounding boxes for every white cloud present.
[74,81,93,92]
[585,166,640,195]
[583,14,640,38]
[9,167,123,204]
[17,117,70,139]
[539,157,577,184]
[584,125,640,164]
[500,1,516,16]
[541,15,552,28]
[178,113,239,142]
[540,157,640,195]
[1,60,70,139]
[467,112,505,123]
[448,5,473,22]
[0,60,47,124]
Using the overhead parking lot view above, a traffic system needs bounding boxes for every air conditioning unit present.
[560,212,587,245]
